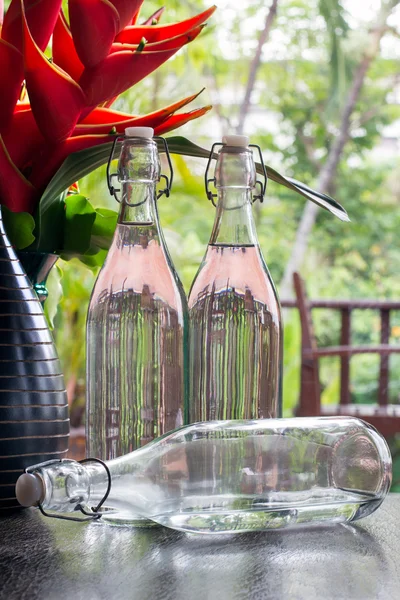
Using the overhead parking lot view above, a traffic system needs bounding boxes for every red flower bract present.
[0,0,215,213]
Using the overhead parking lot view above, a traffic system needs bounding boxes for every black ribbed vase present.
[0,207,69,511]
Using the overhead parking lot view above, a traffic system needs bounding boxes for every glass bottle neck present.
[116,136,160,228]
[118,183,157,225]
[209,189,258,247]
[116,183,160,248]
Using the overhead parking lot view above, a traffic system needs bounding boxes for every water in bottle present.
[86,127,188,461]
[189,135,282,422]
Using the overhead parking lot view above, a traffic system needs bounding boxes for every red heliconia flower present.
[0,0,215,214]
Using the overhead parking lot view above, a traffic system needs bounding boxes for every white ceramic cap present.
[125,126,154,138]
[15,472,44,507]
[222,134,249,148]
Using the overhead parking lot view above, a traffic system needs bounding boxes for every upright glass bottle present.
[86,127,188,461]
[189,135,282,422]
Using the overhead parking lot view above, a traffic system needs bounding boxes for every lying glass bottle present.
[16,417,391,534]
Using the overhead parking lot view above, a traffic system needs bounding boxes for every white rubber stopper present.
[222,134,249,148]
[125,126,154,138]
[15,472,44,507]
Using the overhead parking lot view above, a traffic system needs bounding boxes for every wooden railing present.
[281,298,400,409]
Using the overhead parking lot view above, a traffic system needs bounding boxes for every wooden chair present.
[292,271,400,438]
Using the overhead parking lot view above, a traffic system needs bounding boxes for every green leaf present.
[37,137,349,237]
[62,194,96,255]
[43,263,63,329]
[166,138,350,222]
[32,191,66,253]
[39,144,117,225]
[76,248,108,270]
[1,206,36,249]
[91,207,118,250]
[58,203,116,264]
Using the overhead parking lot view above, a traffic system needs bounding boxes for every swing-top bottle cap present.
[15,472,45,507]
[125,126,154,138]
[222,134,249,148]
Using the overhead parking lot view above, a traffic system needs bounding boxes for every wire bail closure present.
[106,135,173,205]
[25,458,111,523]
[204,141,268,207]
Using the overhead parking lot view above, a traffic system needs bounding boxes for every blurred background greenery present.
[45,0,400,477]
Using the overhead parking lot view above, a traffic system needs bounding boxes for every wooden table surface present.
[1,495,400,600]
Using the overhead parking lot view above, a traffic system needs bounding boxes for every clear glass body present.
[189,145,282,422]
[31,417,391,534]
[86,138,188,462]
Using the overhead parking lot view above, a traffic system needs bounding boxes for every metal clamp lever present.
[106,135,174,205]
[204,141,268,206]
[249,143,268,203]
[26,458,112,523]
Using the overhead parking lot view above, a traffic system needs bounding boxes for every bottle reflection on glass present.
[189,135,282,423]
[86,128,188,461]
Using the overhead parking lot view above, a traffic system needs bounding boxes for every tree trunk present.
[236,0,279,135]
[279,1,398,299]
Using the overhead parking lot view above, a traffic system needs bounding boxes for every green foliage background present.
[38,0,400,481]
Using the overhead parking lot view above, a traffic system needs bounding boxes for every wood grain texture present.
[292,272,400,440]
